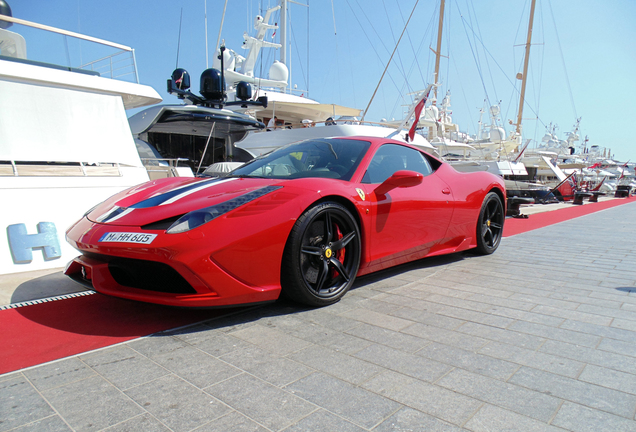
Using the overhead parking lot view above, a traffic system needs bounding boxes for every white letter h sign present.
[7,222,61,264]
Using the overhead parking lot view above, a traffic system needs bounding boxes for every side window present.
[362,144,433,184]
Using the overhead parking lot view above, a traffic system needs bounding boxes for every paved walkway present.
[2,202,636,432]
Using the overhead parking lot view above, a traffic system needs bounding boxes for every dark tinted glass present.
[362,143,433,184]
[231,138,370,180]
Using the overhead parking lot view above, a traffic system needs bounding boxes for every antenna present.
[175,8,183,69]
[204,1,209,68]
[215,0,229,55]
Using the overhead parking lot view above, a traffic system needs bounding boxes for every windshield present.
[230,138,370,180]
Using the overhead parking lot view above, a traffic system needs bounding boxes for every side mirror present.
[374,170,423,196]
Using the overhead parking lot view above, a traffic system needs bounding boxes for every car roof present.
[333,136,443,164]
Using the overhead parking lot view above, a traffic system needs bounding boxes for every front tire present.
[281,201,361,307]
[476,192,504,255]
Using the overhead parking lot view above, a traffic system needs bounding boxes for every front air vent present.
[108,258,196,294]
[141,215,184,231]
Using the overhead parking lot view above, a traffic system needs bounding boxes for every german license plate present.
[99,232,157,244]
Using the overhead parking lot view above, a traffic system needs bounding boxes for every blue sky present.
[12,0,636,161]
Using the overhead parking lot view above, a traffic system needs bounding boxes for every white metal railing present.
[79,50,137,81]
[0,161,123,177]
[141,158,191,178]
[0,14,139,83]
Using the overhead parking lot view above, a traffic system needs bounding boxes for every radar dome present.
[0,0,12,29]
[236,82,252,101]
[490,127,506,142]
[269,60,289,82]
[200,68,225,101]
[171,68,190,90]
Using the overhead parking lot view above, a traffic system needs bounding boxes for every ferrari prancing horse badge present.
[356,188,365,201]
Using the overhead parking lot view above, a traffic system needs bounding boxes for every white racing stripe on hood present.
[149,176,215,197]
[102,207,135,223]
[160,178,237,206]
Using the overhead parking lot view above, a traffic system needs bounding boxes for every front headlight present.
[166,206,223,234]
[166,185,282,234]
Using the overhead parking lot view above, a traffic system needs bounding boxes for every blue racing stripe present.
[130,178,224,209]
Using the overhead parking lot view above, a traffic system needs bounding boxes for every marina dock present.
[2,199,636,431]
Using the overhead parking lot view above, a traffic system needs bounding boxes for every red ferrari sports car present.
[65,136,505,307]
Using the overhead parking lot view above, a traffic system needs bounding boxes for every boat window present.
[361,144,433,184]
[230,138,370,180]
[0,161,123,177]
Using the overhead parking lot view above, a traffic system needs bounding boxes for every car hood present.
[86,176,283,227]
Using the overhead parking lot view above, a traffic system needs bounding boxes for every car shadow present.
[10,270,89,304]
[9,251,469,339]
[11,291,234,337]
[160,251,470,339]
[352,252,466,289]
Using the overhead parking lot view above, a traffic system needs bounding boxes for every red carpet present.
[2,197,634,375]
[0,294,235,375]
[504,196,636,237]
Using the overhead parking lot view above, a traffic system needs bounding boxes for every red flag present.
[620,161,630,180]
[591,177,606,191]
[587,162,602,169]
[408,93,429,141]
[175,70,185,87]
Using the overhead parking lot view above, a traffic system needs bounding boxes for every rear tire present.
[281,201,361,307]
[476,192,504,255]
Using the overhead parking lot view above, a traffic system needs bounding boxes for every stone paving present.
[2,202,636,432]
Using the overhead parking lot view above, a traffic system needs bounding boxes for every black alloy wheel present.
[282,201,361,306]
[476,192,504,255]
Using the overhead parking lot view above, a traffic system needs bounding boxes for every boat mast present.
[515,0,536,135]
[432,0,445,100]
[280,0,287,66]
[279,0,290,93]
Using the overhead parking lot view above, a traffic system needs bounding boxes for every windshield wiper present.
[227,174,270,179]
[327,142,338,159]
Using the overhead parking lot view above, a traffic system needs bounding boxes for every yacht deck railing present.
[141,158,192,179]
[0,161,124,177]
[0,14,139,83]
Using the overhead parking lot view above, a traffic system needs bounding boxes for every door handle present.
[442,188,451,195]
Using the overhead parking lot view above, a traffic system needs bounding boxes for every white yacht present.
[0,4,162,275]
[203,0,436,157]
